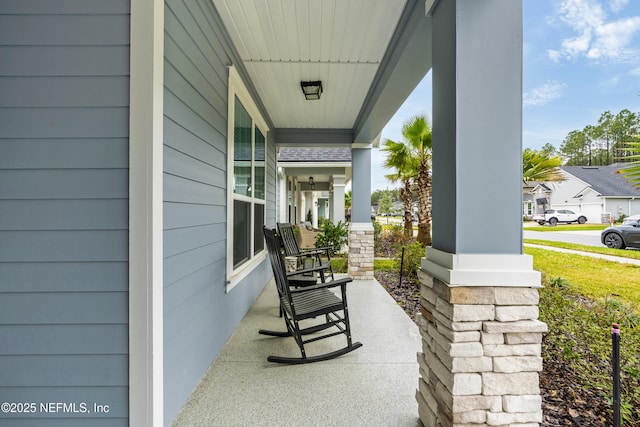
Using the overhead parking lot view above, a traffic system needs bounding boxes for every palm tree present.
[381,115,433,245]
[522,148,565,183]
[381,139,416,241]
[402,116,433,246]
[344,190,352,207]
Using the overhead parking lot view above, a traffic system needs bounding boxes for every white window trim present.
[226,66,269,292]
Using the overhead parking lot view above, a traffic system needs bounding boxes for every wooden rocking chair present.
[260,227,362,364]
[276,222,334,283]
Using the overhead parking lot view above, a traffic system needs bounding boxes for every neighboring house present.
[523,181,551,219]
[529,165,640,223]
[1,2,542,427]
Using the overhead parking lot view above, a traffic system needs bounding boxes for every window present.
[227,67,268,290]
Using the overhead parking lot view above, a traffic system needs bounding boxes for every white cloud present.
[523,81,566,107]
[548,0,640,62]
[629,67,640,76]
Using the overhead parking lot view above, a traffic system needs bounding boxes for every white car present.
[533,209,587,226]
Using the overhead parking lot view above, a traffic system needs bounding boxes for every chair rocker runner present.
[260,227,362,364]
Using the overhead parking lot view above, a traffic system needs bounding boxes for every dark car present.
[601,215,640,249]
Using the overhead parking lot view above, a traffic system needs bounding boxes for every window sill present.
[225,251,267,293]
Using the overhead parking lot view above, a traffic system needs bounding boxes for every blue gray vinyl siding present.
[163,1,275,424]
[0,2,130,427]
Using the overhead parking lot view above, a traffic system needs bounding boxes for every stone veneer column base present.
[348,222,374,280]
[416,249,548,426]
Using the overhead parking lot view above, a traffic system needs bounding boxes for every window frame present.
[226,66,269,292]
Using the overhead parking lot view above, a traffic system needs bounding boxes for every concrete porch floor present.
[171,277,422,427]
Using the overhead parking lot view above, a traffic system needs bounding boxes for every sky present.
[372,0,640,191]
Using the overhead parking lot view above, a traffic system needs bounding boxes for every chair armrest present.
[297,247,331,256]
[289,277,353,293]
[286,260,331,278]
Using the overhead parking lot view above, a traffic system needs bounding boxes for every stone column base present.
[417,251,547,426]
[348,222,374,280]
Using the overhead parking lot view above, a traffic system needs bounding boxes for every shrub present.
[394,240,425,278]
[375,224,404,257]
[330,256,348,273]
[540,274,640,425]
[315,219,348,255]
[372,219,382,249]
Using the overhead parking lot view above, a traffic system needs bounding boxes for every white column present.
[296,180,303,223]
[311,192,318,229]
[277,167,287,224]
[332,174,346,223]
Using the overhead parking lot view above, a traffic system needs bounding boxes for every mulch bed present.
[374,269,610,426]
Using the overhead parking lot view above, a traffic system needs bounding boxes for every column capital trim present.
[421,248,541,288]
[349,222,374,231]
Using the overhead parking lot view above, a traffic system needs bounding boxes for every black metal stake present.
[612,323,621,427]
[398,246,405,287]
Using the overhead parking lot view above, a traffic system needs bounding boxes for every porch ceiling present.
[212,0,432,144]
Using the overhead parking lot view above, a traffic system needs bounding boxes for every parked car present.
[532,209,587,226]
[601,214,640,249]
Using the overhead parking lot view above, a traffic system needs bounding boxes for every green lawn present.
[524,239,640,260]
[525,246,640,309]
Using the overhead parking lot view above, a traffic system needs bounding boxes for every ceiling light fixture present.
[300,81,323,100]
[308,176,315,190]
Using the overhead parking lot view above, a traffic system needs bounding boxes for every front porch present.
[171,277,422,426]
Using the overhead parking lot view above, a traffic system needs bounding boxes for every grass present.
[331,257,397,273]
[525,246,640,309]
[525,239,640,260]
[523,222,609,232]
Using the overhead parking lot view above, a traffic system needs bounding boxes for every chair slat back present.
[277,222,301,257]
[262,227,292,301]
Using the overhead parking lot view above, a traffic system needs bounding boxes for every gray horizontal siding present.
[0,47,129,76]
[0,77,129,107]
[0,1,129,14]
[0,385,128,424]
[0,15,129,45]
[162,0,274,425]
[0,324,128,355]
[0,200,128,230]
[0,108,129,138]
[0,262,128,293]
[0,355,127,386]
[0,170,127,199]
[0,293,128,324]
[0,139,128,169]
[0,231,128,262]
[0,2,130,426]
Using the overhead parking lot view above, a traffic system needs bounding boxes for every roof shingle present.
[562,165,640,197]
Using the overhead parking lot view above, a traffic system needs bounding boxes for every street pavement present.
[523,227,640,266]
[523,229,602,247]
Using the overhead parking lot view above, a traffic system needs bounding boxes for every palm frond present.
[523,148,565,182]
[618,140,640,187]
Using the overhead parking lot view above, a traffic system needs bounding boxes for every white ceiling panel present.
[212,0,407,130]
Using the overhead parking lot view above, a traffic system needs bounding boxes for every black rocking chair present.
[260,227,362,364]
[276,222,334,283]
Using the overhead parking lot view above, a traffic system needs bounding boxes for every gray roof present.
[562,165,640,197]
[278,147,351,162]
